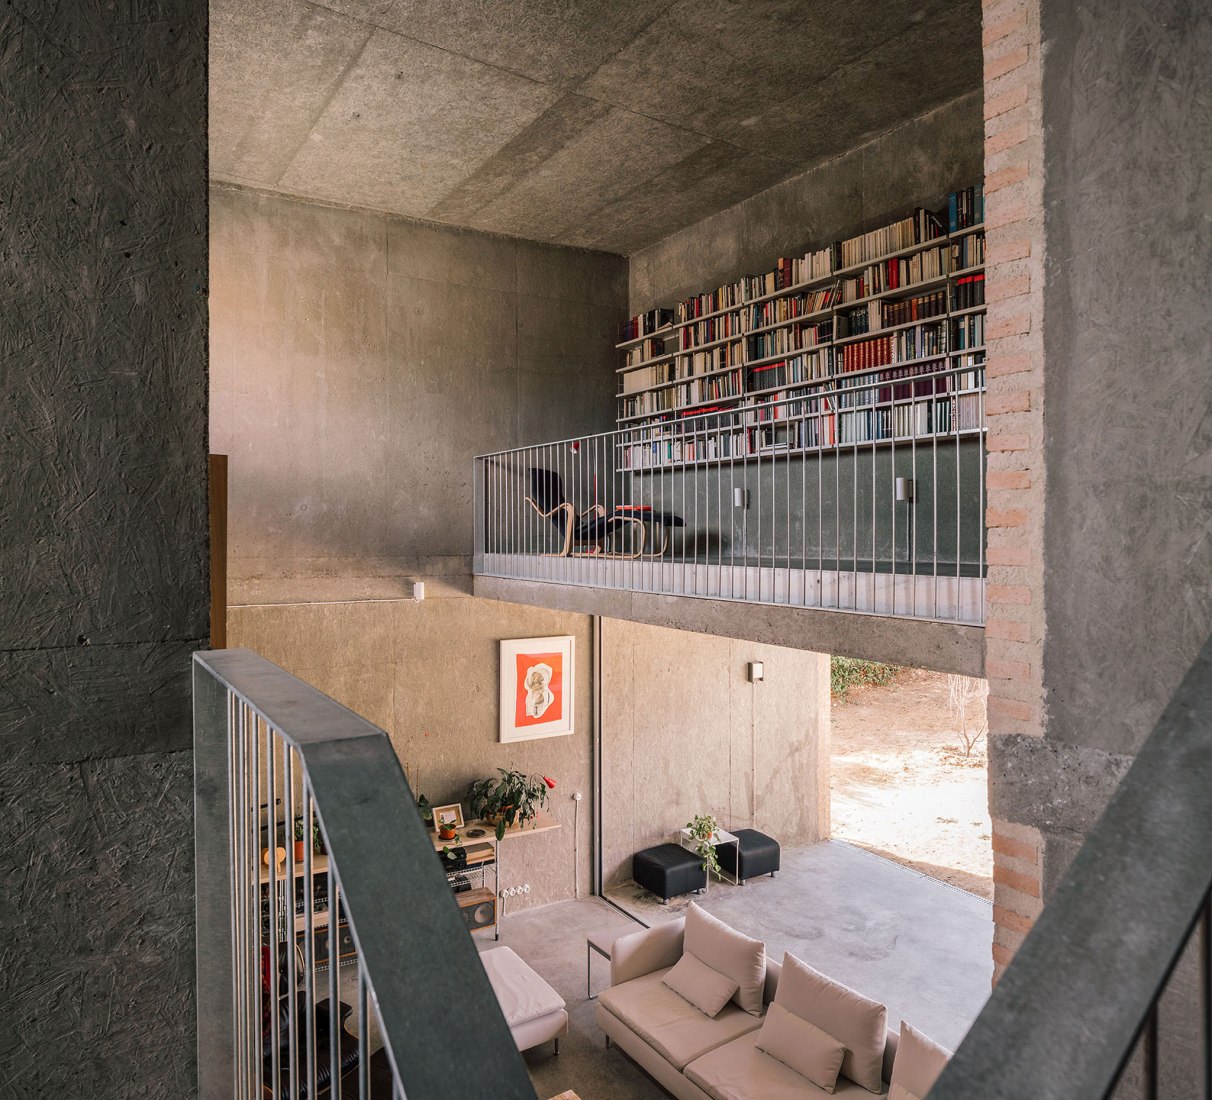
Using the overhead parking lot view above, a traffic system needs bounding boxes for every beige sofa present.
[596,915,901,1100]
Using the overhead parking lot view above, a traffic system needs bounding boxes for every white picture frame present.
[500,636,575,742]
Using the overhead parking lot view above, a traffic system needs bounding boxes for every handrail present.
[194,648,536,1100]
[930,631,1212,1098]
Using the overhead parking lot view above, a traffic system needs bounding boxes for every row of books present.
[951,273,986,311]
[745,285,840,330]
[840,323,947,372]
[620,360,675,394]
[619,308,673,343]
[838,207,945,269]
[951,233,985,270]
[677,313,744,351]
[624,337,668,368]
[748,321,831,362]
[839,289,949,339]
[746,350,835,393]
[949,185,985,232]
[954,313,985,350]
[838,246,949,304]
[619,187,984,349]
[620,370,745,417]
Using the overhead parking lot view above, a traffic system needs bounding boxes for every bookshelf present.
[616,187,986,470]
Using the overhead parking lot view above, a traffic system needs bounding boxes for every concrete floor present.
[477,839,992,1098]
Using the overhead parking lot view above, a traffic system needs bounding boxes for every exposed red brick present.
[987,237,1032,263]
[986,391,1031,415]
[986,122,1029,158]
[993,864,1041,897]
[988,657,1031,682]
[987,312,1031,340]
[987,546,1031,567]
[987,432,1030,451]
[986,470,1031,490]
[986,163,1029,193]
[986,619,1030,642]
[987,353,1032,378]
[983,8,1028,48]
[986,508,1028,528]
[989,695,1034,722]
[993,833,1039,863]
[992,942,1017,969]
[988,274,1031,303]
[994,904,1037,936]
[985,44,1029,82]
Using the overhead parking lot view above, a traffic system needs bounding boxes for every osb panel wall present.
[0,1,209,1095]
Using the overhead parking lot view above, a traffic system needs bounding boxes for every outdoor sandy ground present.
[830,667,992,899]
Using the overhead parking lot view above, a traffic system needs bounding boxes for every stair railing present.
[193,648,536,1100]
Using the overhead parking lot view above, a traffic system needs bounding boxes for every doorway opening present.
[830,660,991,898]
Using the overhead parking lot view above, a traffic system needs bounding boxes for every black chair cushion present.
[717,829,781,881]
[633,843,707,901]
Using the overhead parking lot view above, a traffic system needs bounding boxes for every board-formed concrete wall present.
[228,597,596,910]
[629,91,984,314]
[209,185,627,601]
[600,619,830,889]
[0,1,209,1094]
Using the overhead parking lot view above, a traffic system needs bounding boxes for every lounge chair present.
[525,468,646,558]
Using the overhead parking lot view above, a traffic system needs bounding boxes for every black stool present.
[633,843,707,903]
[717,829,780,884]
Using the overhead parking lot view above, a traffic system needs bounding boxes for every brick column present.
[982,0,1046,982]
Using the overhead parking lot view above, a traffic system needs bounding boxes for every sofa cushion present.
[889,1021,951,1098]
[663,951,739,1018]
[756,1003,845,1093]
[687,1031,888,1100]
[598,967,762,1071]
[479,947,565,1028]
[685,902,766,1016]
[775,953,887,1093]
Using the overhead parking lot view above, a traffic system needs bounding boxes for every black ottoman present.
[718,829,780,884]
[633,843,707,903]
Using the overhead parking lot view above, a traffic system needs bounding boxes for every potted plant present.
[293,816,324,860]
[416,792,433,829]
[466,769,555,841]
[437,817,460,841]
[686,813,723,884]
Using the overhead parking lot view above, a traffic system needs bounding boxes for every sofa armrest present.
[882,1025,899,1084]
[610,918,685,987]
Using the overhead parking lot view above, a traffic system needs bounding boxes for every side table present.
[586,928,616,1000]
[676,827,741,886]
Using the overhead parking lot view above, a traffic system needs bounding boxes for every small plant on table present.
[686,813,723,882]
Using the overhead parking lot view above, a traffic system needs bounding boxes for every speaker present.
[456,887,496,930]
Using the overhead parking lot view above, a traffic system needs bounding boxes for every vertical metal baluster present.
[834,377,840,612]
[911,394,918,619]
[284,742,298,1098]
[230,694,246,1100]
[870,394,877,614]
[250,706,264,1098]
[954,364,961,621]
[330,870,341,1098]
[358,961,369,1100]
[851,415,858,613]
[266,723,281,1100]
[932,408,939,619]
[978,380,986,624]
[304,783,318,1100]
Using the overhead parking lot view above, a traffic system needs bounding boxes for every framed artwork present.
[433,804,464,830]
[500,636,575,743]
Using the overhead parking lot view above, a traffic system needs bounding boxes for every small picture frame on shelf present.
[433,804,464,831]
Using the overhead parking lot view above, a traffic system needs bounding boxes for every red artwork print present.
[515,652,563,728]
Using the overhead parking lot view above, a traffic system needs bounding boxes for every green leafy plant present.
[686,813,723,881]
[830,657,900,703]
[466,769,555,841]
[293,815,324,854]
[436,818,460,841]
[416,792,433,826]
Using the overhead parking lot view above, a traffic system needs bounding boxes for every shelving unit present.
[616,188,987,470]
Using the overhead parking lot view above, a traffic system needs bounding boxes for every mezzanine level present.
[472,374,987,676]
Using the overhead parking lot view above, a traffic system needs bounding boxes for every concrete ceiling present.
[210,0,982,255]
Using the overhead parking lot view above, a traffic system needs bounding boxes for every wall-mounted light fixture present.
[734,487,749,509]
[747,661,764,683]
[895,477,915,503]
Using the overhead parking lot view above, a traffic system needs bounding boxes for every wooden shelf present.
[260,851,329,884]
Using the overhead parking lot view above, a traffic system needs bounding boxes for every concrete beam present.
[474,576,984,676]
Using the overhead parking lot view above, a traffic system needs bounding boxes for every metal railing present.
[931,632,1212,1098]
[474,361,986,623]
[194,649,536,1100]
